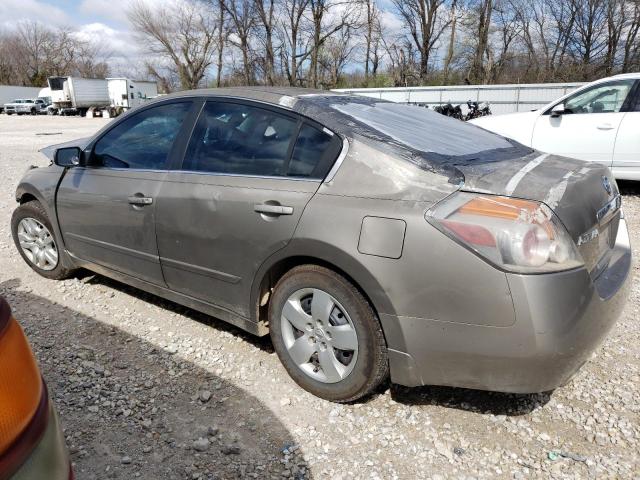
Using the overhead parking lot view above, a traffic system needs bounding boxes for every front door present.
[612,81,640,179]
[156,100,342,318]
[56,101,194,285]
[531,79,636,165]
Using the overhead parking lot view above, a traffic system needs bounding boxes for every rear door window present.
[184,101,298,177]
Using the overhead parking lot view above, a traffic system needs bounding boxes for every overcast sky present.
[0,0,404,78]
[0,0,154,75]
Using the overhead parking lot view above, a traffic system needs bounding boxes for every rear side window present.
[184,101,297,176]
[289,124,341,178]
[93,102,191,169]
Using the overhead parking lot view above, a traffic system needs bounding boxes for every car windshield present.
[331,101,513,157]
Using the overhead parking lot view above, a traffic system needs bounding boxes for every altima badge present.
[578,228,599,246]
[602,176,612,195]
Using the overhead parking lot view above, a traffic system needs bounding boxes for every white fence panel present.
[334,82,586,115]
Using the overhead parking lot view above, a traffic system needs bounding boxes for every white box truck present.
[107,78,158,114]
[47,76,110,116]
[0,85,42,113]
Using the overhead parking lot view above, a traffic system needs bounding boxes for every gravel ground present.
[0,114,639,480]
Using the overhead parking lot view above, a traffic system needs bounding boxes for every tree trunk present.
[216,0,225,88]
[442,0,457,84]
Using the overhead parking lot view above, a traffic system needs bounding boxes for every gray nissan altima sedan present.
[11,87,631,402]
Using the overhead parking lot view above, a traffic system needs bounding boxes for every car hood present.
[39,137,92,161]
[457,151,618,241]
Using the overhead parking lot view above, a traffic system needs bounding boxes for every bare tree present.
[279,0,311,86]
[320,25,357,86]
[393,0,451,81]
[362,0,379,83]
[223,0,257,85]
[216,0,227,87]
[467,0,493,83]
[442,0,460,83]
[622,0,640,72]
[129,0,219,90]
[568,0,608,79]
[254,0,277,85]
[307,0,361,88]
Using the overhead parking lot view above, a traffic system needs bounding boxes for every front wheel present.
[269,265,389,402]
[11,201,74,280]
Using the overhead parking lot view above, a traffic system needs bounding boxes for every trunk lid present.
[456,152,621,275]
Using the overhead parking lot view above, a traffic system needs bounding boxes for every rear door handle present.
[254,204,294,215]
[128,195,153,206]
[597,123,615,130]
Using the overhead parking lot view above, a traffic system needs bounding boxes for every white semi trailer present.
[107,78,158,113]
[47,76,111,116]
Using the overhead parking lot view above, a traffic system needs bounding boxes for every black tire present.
[11,201,74,280]
[269,265,389,402]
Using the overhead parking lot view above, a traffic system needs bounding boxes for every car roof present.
[611,72,640,80]
[165,86,345,109]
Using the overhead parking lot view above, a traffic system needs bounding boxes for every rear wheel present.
[269,265,388,402]
[11,201,74,280]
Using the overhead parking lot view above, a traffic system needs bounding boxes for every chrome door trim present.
[324,137,349,183]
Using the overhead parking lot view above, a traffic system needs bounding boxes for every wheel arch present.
[14,181,76,270]
[250,240,396,331]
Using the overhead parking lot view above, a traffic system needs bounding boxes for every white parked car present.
[470,73,640,180]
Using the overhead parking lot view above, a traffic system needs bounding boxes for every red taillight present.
[0,297,49,478]
[427,193,584,273]
[441,220,496,247]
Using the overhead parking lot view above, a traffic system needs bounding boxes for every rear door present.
[156,99,342,318]
[531,79,636,165]
[56,100,195,285]
[612,80,640,179]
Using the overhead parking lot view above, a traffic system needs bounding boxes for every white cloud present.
[380,9,404,38]
[0,0,71,27]
[74,22,142,71]
[78,0,135,26]
[78,0,179,27]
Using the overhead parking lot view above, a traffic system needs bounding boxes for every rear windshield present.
[332,101,513,157]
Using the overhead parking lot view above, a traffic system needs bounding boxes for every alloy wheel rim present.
[17,218,58,271]
[281,288,359,384]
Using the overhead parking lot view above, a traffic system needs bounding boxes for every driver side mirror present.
[550,103,566,117]
[54,147,82,167]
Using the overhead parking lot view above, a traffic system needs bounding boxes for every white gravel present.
[1,115,639,479]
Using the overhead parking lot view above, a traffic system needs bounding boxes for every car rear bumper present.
[10,402,71,480]
[385,218,631,393]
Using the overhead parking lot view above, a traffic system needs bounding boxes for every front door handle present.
[128,195,153,206]
[597,123,615,130]
[254,204,294,215]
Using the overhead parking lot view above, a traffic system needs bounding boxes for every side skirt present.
[67,253,269,337]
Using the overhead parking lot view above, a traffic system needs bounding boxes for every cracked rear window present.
[332,102,514,157]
